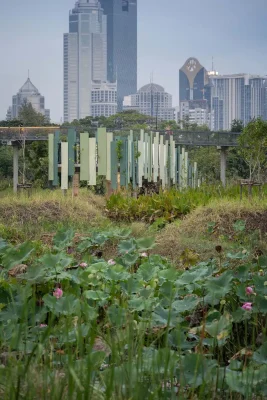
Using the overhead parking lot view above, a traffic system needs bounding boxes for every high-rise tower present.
[99,0,137,111]
[179,58,209,103]
[63,0,107,122]
[7,77,50,122]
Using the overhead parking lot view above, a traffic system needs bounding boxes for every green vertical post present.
[120,140,128,188]
[53,130,60,186]
[132,142,136,189]
[188,163,192,187]
[80,132,89,181]
[111,141,118,190]
[89,137,96,186]
[97,127,107,176]
[128,137,132,183]
[68,128,76,177]
[48,133,54,181]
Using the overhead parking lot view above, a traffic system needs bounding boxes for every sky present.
[0,0,267,122]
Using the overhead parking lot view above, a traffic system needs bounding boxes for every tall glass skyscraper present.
[64,0,107,122]
[99,0,137,110]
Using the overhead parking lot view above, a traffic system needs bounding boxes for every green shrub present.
[106,185,247,223]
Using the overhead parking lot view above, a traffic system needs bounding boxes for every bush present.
[106,185,245,223]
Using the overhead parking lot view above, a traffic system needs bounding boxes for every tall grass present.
[106,184,267,222]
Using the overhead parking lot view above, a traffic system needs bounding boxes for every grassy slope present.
[0,190,109,242]
[155,197,267,263]
[1,189,267,264]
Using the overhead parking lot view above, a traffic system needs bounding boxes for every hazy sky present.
[0,0,267,122]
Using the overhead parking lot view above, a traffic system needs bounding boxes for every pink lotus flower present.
[246,286,254,295]
[141,252,148,258]
[39,324,48,328]
[242,302,252,311]
[80,262,88,268]
[53,288,63,299]
[108,259,116,265]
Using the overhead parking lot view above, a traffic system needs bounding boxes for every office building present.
[91,81,117,117]
[6,107,12,121]
[210,74,267,131]
[99,0,137,111]
[64,0,108,122]
[179,57,211,127]
[180,100,210,127]
[179,57,209,103]
[7,77,50,122]
[123,83,175,121]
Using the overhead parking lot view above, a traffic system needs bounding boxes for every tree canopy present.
[238,118,267,181]
[18,100,46,126]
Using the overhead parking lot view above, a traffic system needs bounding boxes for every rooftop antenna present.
[150,72,154,118]
[28,69,30,79]
[212,56,214,71]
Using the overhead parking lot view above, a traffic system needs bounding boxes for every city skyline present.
[1,0,267,122]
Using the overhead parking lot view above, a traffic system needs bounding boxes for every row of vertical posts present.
[47,128,200,192]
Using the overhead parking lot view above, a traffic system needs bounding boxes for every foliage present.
[0,229,267,398]
[231,119,244,132]
[0,119,23,127]
[18,99,46,126]
[158,120,179,131]
[190,147,220,182]
[0,145,13,178]
[238,118,267,181]
[228,147,250,179]
[25,141,49,187]
[106,186,245,223]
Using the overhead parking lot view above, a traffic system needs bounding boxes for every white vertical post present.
[138,140,143,187]
[106,132,113,181]
[159,135,165,188]
[61,142,68,190]
[153,132,159,182]
[184,151,188,188]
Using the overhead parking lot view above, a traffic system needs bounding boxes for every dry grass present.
[154,198,267,263]
[0,189,108,241]
[180,198,267,237]
[154,221,222,263]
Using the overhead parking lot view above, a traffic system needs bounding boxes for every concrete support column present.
[220,147,228,187]
[13,145,19,194]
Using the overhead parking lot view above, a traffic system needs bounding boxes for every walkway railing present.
[0,127,241,147]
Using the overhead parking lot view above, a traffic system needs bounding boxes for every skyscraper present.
[210,74,267,131]
[99,0,137,111]
[63,0,108,122]
[179,58,209,103]
[7,77,50,122]
[179,58,212,127]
